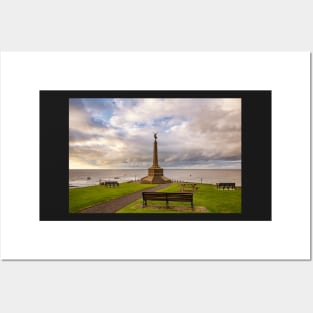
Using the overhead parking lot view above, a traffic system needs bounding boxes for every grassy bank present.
[117,183,241,213]
[69,182,157,213]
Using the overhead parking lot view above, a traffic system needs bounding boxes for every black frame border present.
[40,90,271,221]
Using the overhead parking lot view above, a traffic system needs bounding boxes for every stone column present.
[153,138,159,167]
[140,133,171,184]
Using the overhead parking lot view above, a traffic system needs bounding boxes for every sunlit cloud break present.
[69,98,241,169]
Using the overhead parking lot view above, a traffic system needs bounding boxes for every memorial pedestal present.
[140,134,171,184]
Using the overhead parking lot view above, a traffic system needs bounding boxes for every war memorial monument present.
[140,133,172,184]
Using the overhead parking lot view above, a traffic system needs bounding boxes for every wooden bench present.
[216,182,235,190]
[142,192,194,210]
[104,181,119,187]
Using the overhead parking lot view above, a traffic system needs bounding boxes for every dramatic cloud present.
[69,98,241,169]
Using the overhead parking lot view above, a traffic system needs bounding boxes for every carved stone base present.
[140,175,172,184]
[140,166,171,184]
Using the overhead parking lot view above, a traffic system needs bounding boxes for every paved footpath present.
[80,184,172,213]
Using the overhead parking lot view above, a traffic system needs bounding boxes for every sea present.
[69,169,241,188]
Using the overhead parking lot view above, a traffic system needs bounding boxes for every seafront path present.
[80,183,172,213]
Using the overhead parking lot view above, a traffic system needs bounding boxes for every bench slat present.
[216,182,235,190]
[142,192,194,210]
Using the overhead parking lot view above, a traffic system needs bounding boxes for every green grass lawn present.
[69,183,158,213]
[117,183,241,213]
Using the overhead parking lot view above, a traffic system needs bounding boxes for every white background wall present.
[0,1,312,312]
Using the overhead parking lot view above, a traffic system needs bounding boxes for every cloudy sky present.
[69,98,241,169]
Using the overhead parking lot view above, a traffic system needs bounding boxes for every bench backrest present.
[217,183,235,187]
[105,181,119,185]
[142,192,167,200]
[166,193,193,201]
[142,192,193,201]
